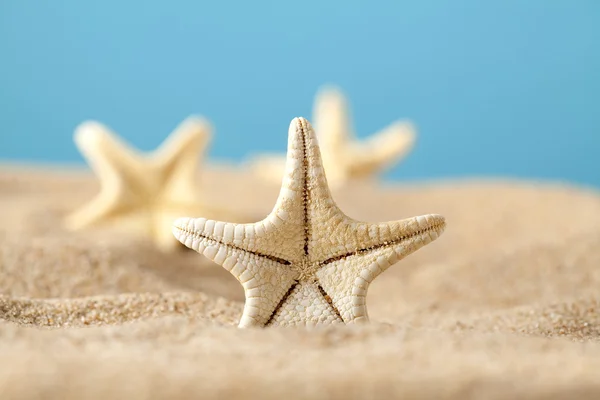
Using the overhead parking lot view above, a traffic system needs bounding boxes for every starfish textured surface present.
[65,116,222,252]
[173,117,445,328]
[250,87,416,187]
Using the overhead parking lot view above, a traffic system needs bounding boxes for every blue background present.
[1,1,599,185]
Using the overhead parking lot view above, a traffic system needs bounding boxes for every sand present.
[1,163,600,399]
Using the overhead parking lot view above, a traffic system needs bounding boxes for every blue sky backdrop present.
[0,1,599,185]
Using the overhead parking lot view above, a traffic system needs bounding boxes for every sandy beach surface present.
[1,163,600,399]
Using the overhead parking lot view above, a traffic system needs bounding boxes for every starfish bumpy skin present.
[173,117,445,328]
[65,117,234,252]
[249,87,416,187]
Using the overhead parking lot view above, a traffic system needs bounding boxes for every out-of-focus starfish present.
[248,87,416,187]
[173,117,445,328]
[65,117,234,252]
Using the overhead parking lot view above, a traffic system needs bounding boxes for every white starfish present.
[65,116,233,252]
[173,117,445,328]
[249,86,416,187]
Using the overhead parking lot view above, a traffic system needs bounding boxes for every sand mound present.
[457,296,600,341]
[0,292,241,328]
[0,234,242,300]
[0,236,176,298]
[0,320,600,399]
[2,165,600,399]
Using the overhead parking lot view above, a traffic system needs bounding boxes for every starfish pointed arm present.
[172,217,299,327]
[64,122,144,230]
[347,121,416,178]
[313,87,351,152]
[72,121,145,181]
[153,117,211,199]
[64,188,122,230]
[143,116,212,209]
[249,117,335,262]
[315,214,446,323]
[155,116,211,163]
[290,117,377,262]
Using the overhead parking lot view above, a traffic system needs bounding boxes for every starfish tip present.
[73,121,111,148]
[429,213,445,223]
[419,213,447,240]
[288,117,316,144]
[177,116,213,137]
[316,85,344,100]
[430,213,446,232]
[172,217,191,240]
[390,120,417,142]
[290,116,310,126]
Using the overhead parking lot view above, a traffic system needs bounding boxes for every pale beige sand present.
[1,164,600,399]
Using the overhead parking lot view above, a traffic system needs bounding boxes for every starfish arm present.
[286,117,353,262]
[73,121,145,181]
[154,200,249,253]
[315,214,446,323]
[319,213,446,266]
[313,86,352,152]
[260,117,335,263]
[172,217,299,327]
[64,190,122,230]
[65,122,144,230]
[148,117,211,209]
[153,116,211,196]
[347,121,416,178]
[155,116,211,163]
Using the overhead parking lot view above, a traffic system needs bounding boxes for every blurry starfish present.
[173,117,445,328]
[65,116,234,252]
[249,87,416,187]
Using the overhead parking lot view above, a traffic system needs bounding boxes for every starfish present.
[248,86,416,187]
[173,117,445,328]
[65,116,233,252]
